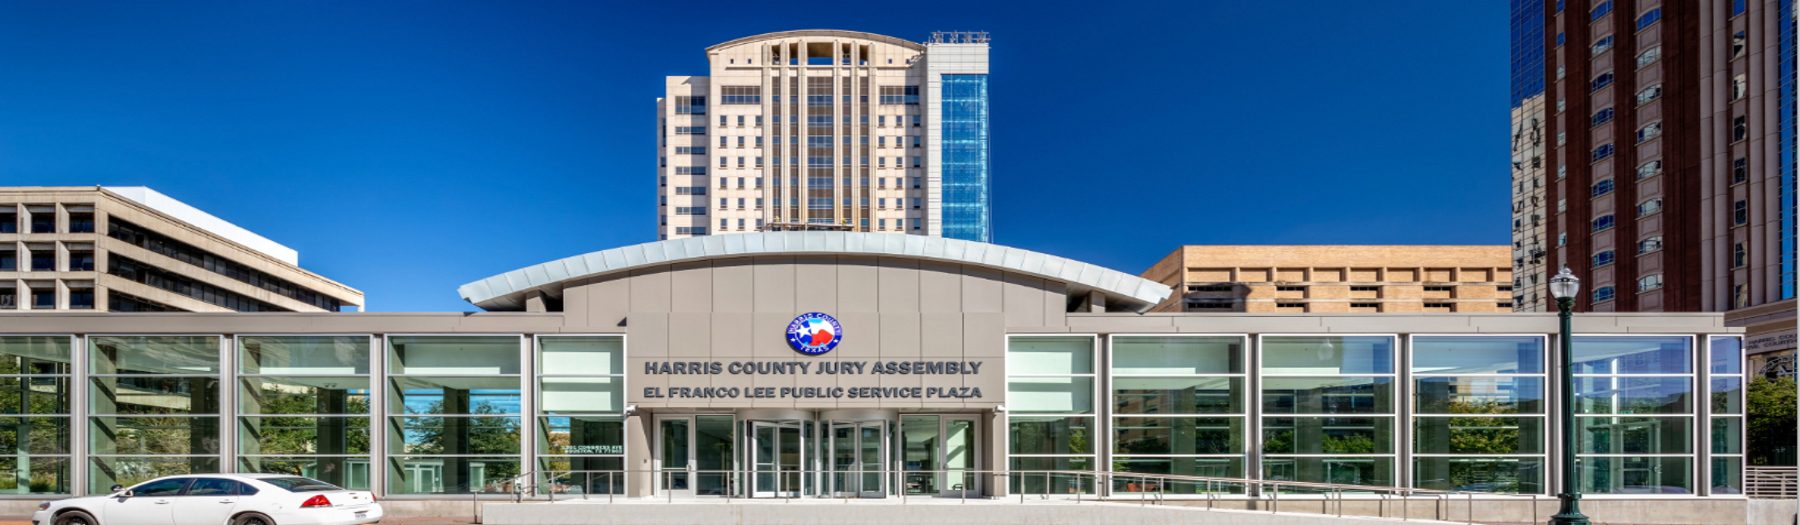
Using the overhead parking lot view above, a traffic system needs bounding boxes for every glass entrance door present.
[829,420,887,497]
[750,421,803,497]
[901,415,980,497]
[657,418,692,497]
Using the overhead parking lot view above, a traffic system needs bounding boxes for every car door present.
[171,478,239,525]
[99,478,185,525]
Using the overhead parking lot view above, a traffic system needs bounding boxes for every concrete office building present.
[0,187,363,313]
[657,30,992,243]
[0,232,1761,525]
[1513,1,1796,369]
[1139,246,1515,314]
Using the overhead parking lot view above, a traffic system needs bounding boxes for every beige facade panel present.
[1143,245,1513,314]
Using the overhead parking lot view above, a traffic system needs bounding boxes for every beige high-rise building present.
[657,30,992,243]
[1140,246,1514,313]
[0,186,363,313]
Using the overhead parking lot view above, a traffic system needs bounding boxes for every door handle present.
[154,500,170,504]
[219,499,233,503]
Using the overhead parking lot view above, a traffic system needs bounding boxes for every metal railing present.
[1747,466,1799,499]
[468,468,1546,524]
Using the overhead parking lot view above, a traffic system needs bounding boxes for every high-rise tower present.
[657,30,992,242]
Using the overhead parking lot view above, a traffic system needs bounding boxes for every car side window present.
[133,479,190,497]
[184,478,237,496]
[236,482,260,496]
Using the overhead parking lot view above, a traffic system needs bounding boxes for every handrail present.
[468,467,1543,523]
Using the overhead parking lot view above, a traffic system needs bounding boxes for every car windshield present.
[260,477,342,492]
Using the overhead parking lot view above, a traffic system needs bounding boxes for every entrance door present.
[829,420,888,497]
[901,415,980,497]
[831,423,859,496]
[751,421,803,497]
[858,421,885,497]
[657,418,693,497]
[941,417,979,497]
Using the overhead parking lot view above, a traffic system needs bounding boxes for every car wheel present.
[53,510,97,525]
[232,512,275,525]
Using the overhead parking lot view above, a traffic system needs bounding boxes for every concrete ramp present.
[479,499,1464,525]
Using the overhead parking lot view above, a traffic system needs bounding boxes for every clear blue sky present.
[0,1,1510,312]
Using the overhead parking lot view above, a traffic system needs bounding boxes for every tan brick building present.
[1140,246,1514,313]
[0,186,362,313]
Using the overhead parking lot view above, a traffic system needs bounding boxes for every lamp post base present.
[1550,493,1590,525]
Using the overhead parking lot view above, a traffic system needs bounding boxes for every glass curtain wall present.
[236,336,373,489]
[386,336,522,495]
[1410,336,1546,493]
[1006,336,1096,494]
[535,336,625,495]
[88,336,222,492]
[1260,336,1397,489]
[1571,336,1695,494]
[0,336,71,494]
[939,74,991,243]
[1109,336,1246,494]
[1707,337,1745,494]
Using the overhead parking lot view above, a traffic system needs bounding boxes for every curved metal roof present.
[705,30,926,53]
[458,232,1172,313]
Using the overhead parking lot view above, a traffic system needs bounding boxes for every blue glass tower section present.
[940,74,992,243]
[1510,0,1545,107]
[1779,0,1796,299]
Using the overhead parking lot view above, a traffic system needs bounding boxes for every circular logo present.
[786,312,842,355]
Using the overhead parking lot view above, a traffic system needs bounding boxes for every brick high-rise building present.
[1514,0,1795,371]
[656,30,992,243]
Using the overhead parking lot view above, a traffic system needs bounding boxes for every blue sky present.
[0,1,1510,312]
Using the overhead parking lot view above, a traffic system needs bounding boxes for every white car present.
[33,474,382,525]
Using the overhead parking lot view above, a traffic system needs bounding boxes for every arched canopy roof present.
[459,232,1172,313]
[706,30,926,53]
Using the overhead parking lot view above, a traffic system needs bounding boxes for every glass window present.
[90,335,218,375]
[237,338,372,491]
[1262,377,1394,414]
[1412,336,1544,374]
[1572,336,1692,374]
[1415,377,1545,414]
[1007,337,1091,375]
[239,336,370,375]
[1112,417,1242,454]
[1261,336,1396,487]
[88,336,220,492]
[1007,417,1091,455]
[1007,335,1097,494]
[1708,336,1744,493]
[1414,457,1544,494]
[1007,376,1093,414]
[386,336,522,494]
[1112,336,1240,374]
[1113,377,1242,414]
[1260,336,1394,374]
[1570,336,1697,494]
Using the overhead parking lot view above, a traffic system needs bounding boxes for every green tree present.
[1747,377,1797,466]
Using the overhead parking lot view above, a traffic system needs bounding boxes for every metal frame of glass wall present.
[1407,334,1548,494]
[86,335,224,494]
[533,335,627,496]
[1704,336,1746,496]
[1106,334,1249,495]
[0,335,73,495]
[1005,332,1745,500]
[1257,334,1400,491]
[1570,335,1700,496]
[1003,334,1098,494]
[235,335,375,490]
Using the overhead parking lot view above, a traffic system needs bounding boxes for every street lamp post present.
[1548,266,1590,525]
